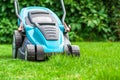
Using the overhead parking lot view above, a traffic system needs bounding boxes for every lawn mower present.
[12,0,80,61]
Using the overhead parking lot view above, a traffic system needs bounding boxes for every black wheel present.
[36,45,45,61]
[71,45,80,57]
[25,45,35,61]
[12,30,22,58]
[64,45,71,55]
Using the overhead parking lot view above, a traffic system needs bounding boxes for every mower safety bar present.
[14,0,22,22]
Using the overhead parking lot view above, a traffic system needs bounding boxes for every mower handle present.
[14,0,66,24]
[60,0,66,23]
[14,0,23,23]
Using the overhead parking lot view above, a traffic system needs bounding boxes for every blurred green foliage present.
[0,19,17,43]
[0,0,120,43]
[102,0,120,41]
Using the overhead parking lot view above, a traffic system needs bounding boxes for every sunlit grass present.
[0,42,120,80]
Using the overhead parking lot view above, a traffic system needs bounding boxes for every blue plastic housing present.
[19,7,65,53]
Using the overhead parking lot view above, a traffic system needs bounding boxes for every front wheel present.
[36,45,45,61]
[25,45,35,61]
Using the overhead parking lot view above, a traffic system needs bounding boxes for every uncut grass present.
[0,42,120,80]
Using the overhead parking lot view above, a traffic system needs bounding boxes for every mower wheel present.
[25,45,35,61]
[12,30,22,58]
[64,45,71,55]
[36,45,45,61]
[71,45,80,57]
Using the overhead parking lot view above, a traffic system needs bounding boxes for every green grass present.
[0,42,120,80]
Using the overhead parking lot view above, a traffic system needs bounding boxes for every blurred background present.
[0,0,120,43]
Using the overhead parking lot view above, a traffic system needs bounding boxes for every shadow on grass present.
[0,55,48,63]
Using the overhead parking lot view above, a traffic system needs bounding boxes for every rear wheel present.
[71,45,80,57]
[64,45,71,55]
[25,45,35,61]
[12,30,22,58]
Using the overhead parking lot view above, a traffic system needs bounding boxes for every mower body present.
[19,7,67,53]
[13,0,80,61]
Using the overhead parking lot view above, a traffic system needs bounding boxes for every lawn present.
[0,42,120,80]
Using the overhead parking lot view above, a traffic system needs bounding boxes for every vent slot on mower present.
[26,10,59,40]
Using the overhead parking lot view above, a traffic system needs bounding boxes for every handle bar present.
[14,0,66,24]
[14,0,22,22]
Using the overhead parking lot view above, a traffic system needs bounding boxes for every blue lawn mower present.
[12,0,80,61]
